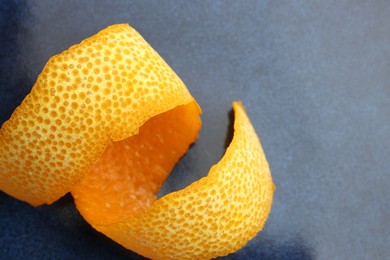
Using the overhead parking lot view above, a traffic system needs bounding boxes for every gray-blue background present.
[1,1,389,259]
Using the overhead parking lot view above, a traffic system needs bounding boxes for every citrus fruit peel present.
[0,24,200,206]
[0,23,274,259]
[82,101,275,259]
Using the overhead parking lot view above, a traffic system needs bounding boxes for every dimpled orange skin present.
[72,101,202,226]
[0,23,275,259]
[0,24,200,206]
[76,102,274,260]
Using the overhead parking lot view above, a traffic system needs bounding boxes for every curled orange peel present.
[0,24,274,259]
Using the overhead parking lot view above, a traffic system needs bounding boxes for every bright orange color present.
[0,24,274,259]
[0,24,199,205]
[77,102,274,260]
[72,102,201,226]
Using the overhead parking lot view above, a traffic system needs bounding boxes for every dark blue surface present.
[1,1,389,259]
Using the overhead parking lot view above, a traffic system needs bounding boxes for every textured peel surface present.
[78,102,274,260]
[0,24,199,206]
[0,23,274,260]
[71,101,201,226]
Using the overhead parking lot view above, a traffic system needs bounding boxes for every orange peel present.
[0,24,200,206]
[0,24,274,259]
[78,101,275,259]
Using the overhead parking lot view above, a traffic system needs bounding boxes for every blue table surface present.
[1,1,389,259]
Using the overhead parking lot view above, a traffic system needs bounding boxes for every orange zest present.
[79,101,274,259]
[0,24,274,259]
[0,24,199,206]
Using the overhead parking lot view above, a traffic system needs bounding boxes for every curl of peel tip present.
[82,101,275,260]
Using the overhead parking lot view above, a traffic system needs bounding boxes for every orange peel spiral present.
[0,24,274,259]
